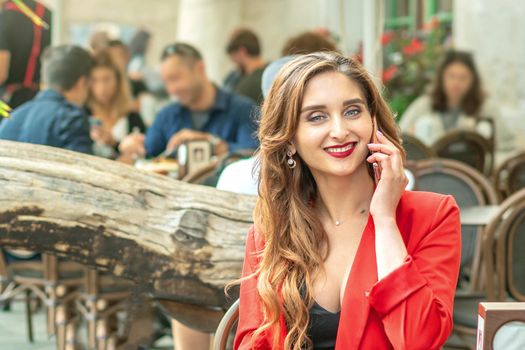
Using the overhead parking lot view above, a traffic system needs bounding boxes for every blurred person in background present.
[0,0,52,109]
[119,42,258,161]
[400,50,518,162]
[0,45,94,154]
[281,30,338,56]
[107,39,149,112]
[86,50,146,159]
[216,55,297,195]
[120,42,258,350]
[89,30,111,53]
[224,28,267,104]
[128,29,151,80]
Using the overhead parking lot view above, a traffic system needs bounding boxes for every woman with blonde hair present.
[233,52,461,349]
[86,50,145,159]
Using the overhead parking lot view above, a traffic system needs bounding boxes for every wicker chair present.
[453,188,525,348]
[414,159,499,291]
[212,299,239,350]
[76,268,133,350]
[432,129,494,176]
[0,251,84,349]
[494,152,525,199]
[401,133,436,161]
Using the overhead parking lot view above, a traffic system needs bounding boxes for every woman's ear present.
[287,142,296,155]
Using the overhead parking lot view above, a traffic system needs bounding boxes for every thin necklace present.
[332,208,368,227]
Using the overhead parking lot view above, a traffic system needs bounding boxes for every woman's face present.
[292,71,374,179]
[443,62,473,102]
[90,67,118,105]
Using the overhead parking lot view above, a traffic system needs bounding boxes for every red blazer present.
[234,191,461,350]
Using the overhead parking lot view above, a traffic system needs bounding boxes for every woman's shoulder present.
[399,95,434,129]
[398,190,459,221]
[400,189,457,207]
[412,94,432,106]
[246,224,266,253]
[397,191,460,245]
[405,95,433,114]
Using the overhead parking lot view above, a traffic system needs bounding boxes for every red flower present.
[382,64,398,82]
[402,39,424,56]
[381,32,395,46]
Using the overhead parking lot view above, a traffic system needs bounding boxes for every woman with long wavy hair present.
[233,52,461,350]
[399,50,517,159]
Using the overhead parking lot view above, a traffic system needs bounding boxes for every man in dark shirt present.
[0,0,52,108]
[0,45,95,154]
[224,28,267,104]
[120,42,258,158]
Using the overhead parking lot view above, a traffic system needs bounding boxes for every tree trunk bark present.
[0,140,255,312]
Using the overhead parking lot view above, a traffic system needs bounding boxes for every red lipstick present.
[324,142,356,159]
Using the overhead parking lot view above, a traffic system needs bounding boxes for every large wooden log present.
[0,140,255,311]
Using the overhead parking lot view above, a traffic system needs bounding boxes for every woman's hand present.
[119,132,145,157]
[366,130,408,219]
[90,125,117,147]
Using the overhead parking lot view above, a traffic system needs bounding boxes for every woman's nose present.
[329,116,348,139]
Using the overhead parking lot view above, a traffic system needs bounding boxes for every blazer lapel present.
[335,214,377,349]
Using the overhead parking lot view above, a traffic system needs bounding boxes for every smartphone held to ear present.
[371,122,382,184]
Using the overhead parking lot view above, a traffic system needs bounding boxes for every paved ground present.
[0,301,173,350]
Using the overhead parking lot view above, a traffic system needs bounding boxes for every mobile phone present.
[371,121,382,184]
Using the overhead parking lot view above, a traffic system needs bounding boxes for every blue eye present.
[308,114,326,122]
[344,108,361,118]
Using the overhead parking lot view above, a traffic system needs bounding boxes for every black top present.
[233,65,267,105]
[129,78,148,98]
[126,111,147,133]
[84,107,146,135]
[308,301,340,350]
[0,0,52,86]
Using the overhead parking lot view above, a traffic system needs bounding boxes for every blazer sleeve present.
[366,195,461,350]
[234,226,271,350]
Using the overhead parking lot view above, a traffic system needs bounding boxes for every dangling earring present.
[287,150,297,169]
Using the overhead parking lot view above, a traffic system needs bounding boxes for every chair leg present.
[107,334,117,350]
[56,304,67,350]
[96,318,108,350]
[25,289,34,343]
[64,320,76,350]
[87,299,98,349]
[47,286,57,336]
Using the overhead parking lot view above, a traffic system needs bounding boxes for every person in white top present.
[216,56,296,195]
[399,50,520,164]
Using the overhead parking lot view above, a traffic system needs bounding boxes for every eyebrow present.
[300,98,366,113]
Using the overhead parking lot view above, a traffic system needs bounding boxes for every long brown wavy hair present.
[244,52,404,349]
[430,50,485,116]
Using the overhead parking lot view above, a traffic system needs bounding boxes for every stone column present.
[176,0,365,83]
[176,0,243,84]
